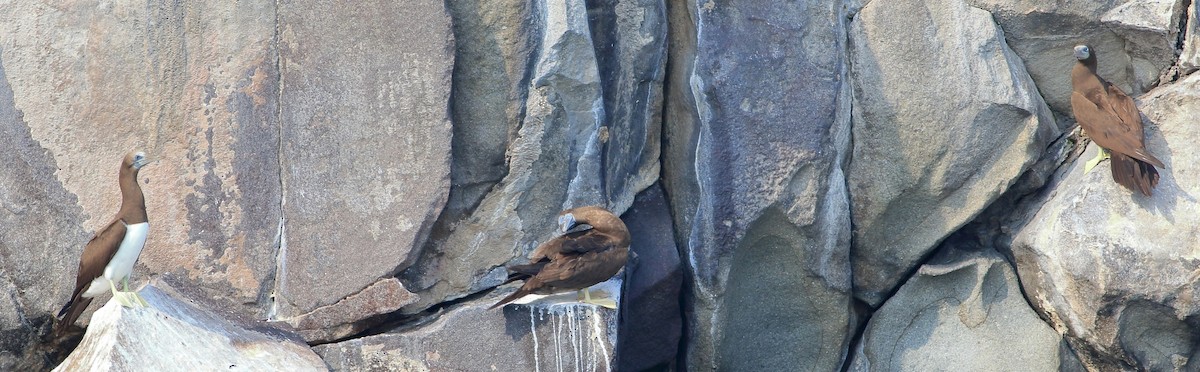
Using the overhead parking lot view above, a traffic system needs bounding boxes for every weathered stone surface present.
[662,1,854,370]
[54,282,326,371]
[965,0,1178,113]
[0,49,88,371]
[284,278,419,344]
[847,0,1059,305]
[400,0,664,314]
[850,247,1070,371]
[1012,72,1200,369]
[316,299,617,371]
[277,0,453,317]
[1181,0,1200,73]
[1101,0,1186,67]
[616,183,682,371]
[0,1,282,319]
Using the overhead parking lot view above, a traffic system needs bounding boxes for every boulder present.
[661,1,855,370]
[316,298,617,371]
[275,0,454,318]
[849,247,1072,371]
[54,282,326,371]
[281,278,419,344]
[1012,72,1200,369]
[1181,0,1200,73]
[847,0,1059,306]
[965,0,1181,113]
[399,0,664,314]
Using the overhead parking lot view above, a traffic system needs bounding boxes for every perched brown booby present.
[490,206,631,310]
[55,151,152,336]
[1070,44,1165,196]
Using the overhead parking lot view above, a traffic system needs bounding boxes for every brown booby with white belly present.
[490,206,631,310]
[55,151,152,336]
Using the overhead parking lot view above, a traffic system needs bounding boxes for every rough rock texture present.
[283,278,419,344]
[847,0,1059,306]
[616,184,682,371]
[1182,0,1200,73]
[850,247,1071,371]
[316,299,618,371]
[663,1,855,370]
[54,282,326,371]
[1012,72,1200,370]
[400,0,664,314]
[965,0,1180,113]
[0,50,89,371]
[0,0,282,320]
[1101,0,1186,81]
[276,0,453,318]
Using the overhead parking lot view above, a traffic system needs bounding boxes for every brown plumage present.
[490,206,631,309]
[1070,44,1164,196]
[55,151,150,337]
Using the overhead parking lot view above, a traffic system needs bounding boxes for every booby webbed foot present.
[576,288,618,310]
[108,280,139,308]
[1084,147,1111,173]
[122,277,149,307]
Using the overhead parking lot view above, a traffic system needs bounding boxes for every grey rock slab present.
[848,0,1059,306]
[850,248,1068,371]
[965,0,1178,113]
[278,0,453,317]
[53,283,326,372]
[316,298,617,371]
[399,0,664,315]
[1012,72,1200,369]
[283,278,419,344]
[663,2,856,370]
[1181,0,1200,73]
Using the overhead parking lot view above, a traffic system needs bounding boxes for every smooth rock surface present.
[965,0,1177,113]
[847,0,1059,306]
[54,283,326,372]
[0,49,88,370]
[317,299,618,371]
[0,0,282,320]
[277,0,454,317]
[1012,72,1200,370]
[1181,0,1200,73]
[400,0,664,314]
[616,184,682,371]
[663,1,855,370]
[850,248,1069,371]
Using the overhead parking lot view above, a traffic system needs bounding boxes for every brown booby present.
[1070,44,1164,196]
[55,151,152,336]
[490,206,631,310]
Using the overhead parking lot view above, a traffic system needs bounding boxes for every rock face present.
[276,0,454,319]
[316,300,618,371]
[850,247,1072,371]
[54,282,326,371]
[663,1,854,370]
[399,0,664,315]
[1012,72,1200,370]
[615,184,683,371]
[847,0,1059,305]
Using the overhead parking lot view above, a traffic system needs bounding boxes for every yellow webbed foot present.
[1084,147,1111,173]
[576,288,618,309]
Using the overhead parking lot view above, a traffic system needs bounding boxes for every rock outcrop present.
[54,282,326,371]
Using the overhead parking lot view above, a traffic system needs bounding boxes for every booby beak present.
[1073,45,1090,60]
[558,213,576,234]
[132,152,150,170]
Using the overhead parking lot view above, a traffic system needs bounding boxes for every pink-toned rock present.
[285,278,419,343]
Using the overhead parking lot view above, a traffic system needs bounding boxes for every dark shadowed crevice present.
[268,0,288,321]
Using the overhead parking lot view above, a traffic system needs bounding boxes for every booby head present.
[557,212,577,234]
[124,151,150,171]
[1073,45,1092,61]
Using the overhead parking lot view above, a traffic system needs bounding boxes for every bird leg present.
[1084,147,1111,173]
[576,287,618,310]
[108,280,137,308]
[123,276,149,308]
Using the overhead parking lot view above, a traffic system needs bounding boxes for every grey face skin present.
[1073,45,1091,60]
[558,213,576,234]
[132,152,149,170]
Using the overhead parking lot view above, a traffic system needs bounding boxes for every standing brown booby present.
[490,206,631,310]
[55,151,152,336]
[1070,44,1165,196]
